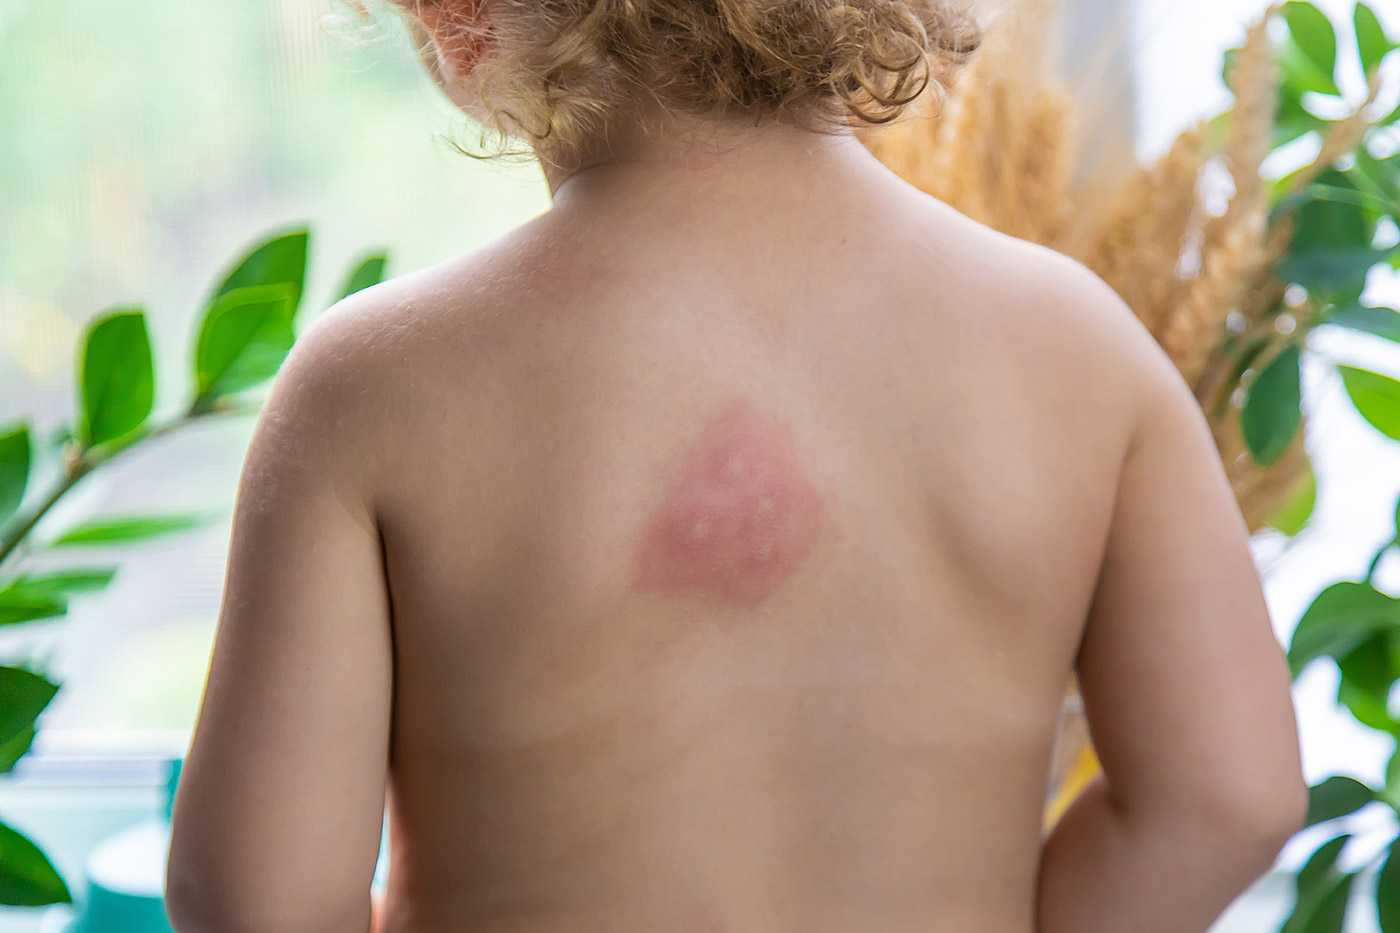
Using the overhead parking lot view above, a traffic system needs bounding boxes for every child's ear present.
[412,0,494,82]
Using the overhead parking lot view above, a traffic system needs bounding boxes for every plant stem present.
[0,400,260,575]
[0,454,92,573]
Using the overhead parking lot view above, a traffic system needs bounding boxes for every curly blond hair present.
[340,0,981,164]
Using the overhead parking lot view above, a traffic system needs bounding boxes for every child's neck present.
[539,100,874,205]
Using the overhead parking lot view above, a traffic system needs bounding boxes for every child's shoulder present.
[304,236,521,367]
[913,197,1174,420]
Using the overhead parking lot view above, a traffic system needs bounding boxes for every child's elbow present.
[1193,767,1311,864]
[1251,772,1311,851]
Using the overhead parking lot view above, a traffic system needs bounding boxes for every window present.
[0,0,548,754]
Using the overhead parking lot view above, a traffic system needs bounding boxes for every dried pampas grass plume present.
[854,0,1382,830]
[1073,121,1210,341]
[859,0,1076,242]
[859,0,1307,538]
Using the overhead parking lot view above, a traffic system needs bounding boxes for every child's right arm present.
[1034,293,1309,932]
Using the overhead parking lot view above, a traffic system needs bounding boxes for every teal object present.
[70,825,175,933]
[162,760,180,823]
[50,759,182,933]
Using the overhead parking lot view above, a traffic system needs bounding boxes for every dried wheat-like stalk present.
[858,0,1349,831]
[1200,5,1281,263]
[1165,203,1269,388]
[1008,85,1075,244]
[1156,5,1278,385]
[915,30,1001,219]
[1071,122,1210,339]
[860,0,1319,535]
[864,0,1070,238]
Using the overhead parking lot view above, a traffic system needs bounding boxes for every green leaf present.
[0,666,59,749]
[1328,304,1400,341]
[0,568,118,627]
[1242,345,1303,466]
[0,819,71,906]
[1275,165,1369,211]
[1280,40,1341,97]
[1275,81,1321,148]
[193,284,297,401]
[77,309,155,449]
[1214,335,1273,420]
[209,228,309,316]
[1287,175,1376,252]
[1305,776,1376,826]
[1349,153,1400,213]
[1283,833,1353,933]
[1339,365,1400,440]
[1278,246,1392,297]
[0,423,30,528]
[1355,3,1395,77]
[1288,580,1400,677]
[337,253,388,302]
[46,514,207,547]
[1291,870,1357,932]
[1282,2,1340,95]
[0,724,35,773]
[1298,833,1350,898]
[7,568,118,594]
[0,583,66,628]
[1287,182,1376,213]
[1268,454,1317,536]
[1379,838,1400,932]
[1357,147,1400,179]
[1338,675,1400,733]
[1338,631,1398,693]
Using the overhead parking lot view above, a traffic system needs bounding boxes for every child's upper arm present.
[1073,302,1307,840]
[166,297,395,933]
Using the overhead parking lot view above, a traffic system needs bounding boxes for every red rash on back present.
[633,400,824,609]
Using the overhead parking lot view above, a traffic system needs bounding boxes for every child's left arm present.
[165,303,394,933]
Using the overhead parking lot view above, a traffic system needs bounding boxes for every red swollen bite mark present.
[633,400,823,608]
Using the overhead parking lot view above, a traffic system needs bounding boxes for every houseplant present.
[857,0,1400,926]
[0,227,387,907]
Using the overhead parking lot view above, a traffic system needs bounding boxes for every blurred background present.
[1,0,1398,929]
[0,0,548,744]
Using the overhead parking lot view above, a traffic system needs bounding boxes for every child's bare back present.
[335,131,1297,933]
[165,3,1307,930]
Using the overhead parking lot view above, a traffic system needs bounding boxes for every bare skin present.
[165,28,1307,933]
[373,129,1305,932]
[374,140,1094,933]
